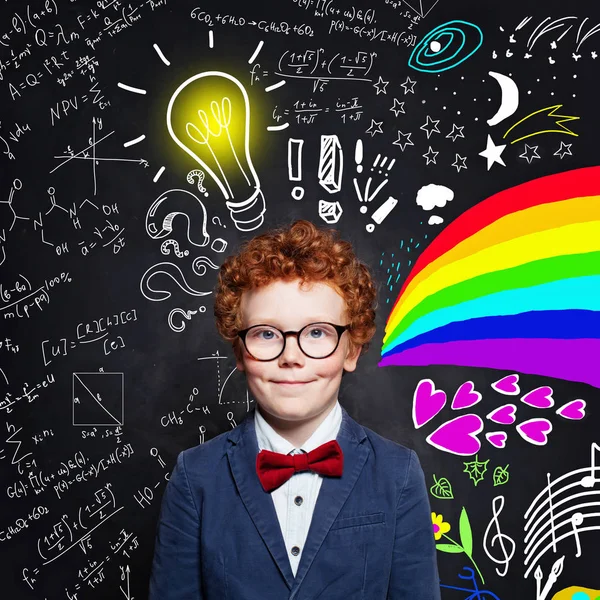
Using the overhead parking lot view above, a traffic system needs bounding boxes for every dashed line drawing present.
[353,154,394,206]
[248,40,264,64]
[153,43,170,66]
[117,82,146,95]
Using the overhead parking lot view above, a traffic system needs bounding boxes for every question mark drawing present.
[187,169,208,196]
[212,216,226,228]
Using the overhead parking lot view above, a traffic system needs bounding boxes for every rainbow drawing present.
[379,166,600,389]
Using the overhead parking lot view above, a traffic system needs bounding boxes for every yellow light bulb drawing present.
[166,71,266,231]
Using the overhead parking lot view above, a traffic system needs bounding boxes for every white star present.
[592,51,598,59]
[400,76,417,95]
[479,134,506,170]
[393,130,413,151]
[420,115,440,139]
[373,76,389,95]
[423,146,439,165]
[554,141,573,159]
[446,123,465,142]
[519,144,541,163]
[452,153,468,172]
[390,98,405,117]
[366,119,383,137]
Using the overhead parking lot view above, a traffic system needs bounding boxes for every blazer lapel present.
[226,405,370,593]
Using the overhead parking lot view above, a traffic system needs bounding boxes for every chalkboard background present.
[1,0,599,598]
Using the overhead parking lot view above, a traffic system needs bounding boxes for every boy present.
[149,219,441,599]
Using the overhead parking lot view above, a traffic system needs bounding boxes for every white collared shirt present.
[254,400,342,577]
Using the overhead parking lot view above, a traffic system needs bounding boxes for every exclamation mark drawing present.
[355,139,363,173]
[288,138,305,200]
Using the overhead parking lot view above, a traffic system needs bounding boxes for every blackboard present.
[1,0,599,597]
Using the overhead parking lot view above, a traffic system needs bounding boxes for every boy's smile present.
[235,279,361,447]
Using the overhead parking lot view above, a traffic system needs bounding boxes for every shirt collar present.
[255,399,342,455]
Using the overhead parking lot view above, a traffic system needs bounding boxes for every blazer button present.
[294,496,303,506]
[291,546,300,556]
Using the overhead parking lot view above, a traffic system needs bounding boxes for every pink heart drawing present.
[426,414,483,455]
[486,404,517,425]
[491,374,520,395]
[451,380,482,410]
[485,431,508,449]
[412,378,447,429]
[556,399,586,420]
[516,418,553,446]
[520,386,554,409]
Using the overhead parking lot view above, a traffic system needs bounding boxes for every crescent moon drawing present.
[487,71,520,126]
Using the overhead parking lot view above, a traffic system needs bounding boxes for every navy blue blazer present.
[149,405,441,599]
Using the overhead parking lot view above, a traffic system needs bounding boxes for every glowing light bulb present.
[167,71,266,231]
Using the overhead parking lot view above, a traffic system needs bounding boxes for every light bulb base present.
[226,187,266,232]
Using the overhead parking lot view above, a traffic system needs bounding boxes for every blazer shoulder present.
[361,425,418,472]
[359,420,415,461]
[356,422,423,500]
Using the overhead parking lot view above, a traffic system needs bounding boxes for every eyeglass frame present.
[236,322,350,361]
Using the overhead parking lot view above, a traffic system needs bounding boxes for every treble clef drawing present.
[483,495,516,577]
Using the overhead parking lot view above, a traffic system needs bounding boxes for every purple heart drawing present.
[491,374,520,395]
[426,414,483,455]
[556,399,586,420]
[485,431,508,449]
[520,386,555,409]
[486,404,517,425]
[516,418,553,446]
[412,378,447,429]
[451,380,482,410]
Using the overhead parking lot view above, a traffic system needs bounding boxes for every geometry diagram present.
[72,372,124,426]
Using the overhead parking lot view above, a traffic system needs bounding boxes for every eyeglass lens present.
[244,322,338,359]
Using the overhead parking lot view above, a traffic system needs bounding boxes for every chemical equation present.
[190,8,314,36]
[133,447,170,508]
[40,308,138,364]
[3,180,125,257]
[160,389,211,427]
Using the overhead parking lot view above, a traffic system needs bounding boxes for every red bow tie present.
[256,440,344,492]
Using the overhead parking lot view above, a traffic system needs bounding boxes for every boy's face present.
[235,279,361,427]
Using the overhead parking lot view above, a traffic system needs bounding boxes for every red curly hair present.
[213,219,379,363]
